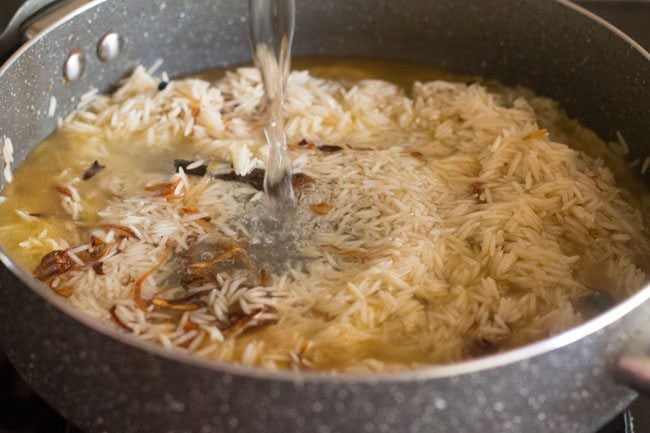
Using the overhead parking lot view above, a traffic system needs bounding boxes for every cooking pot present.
[0,1,649,432]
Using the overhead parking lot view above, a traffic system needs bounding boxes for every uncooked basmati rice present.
[2,137,13,184]
[0,63,649,373]
[642,157,650,175]
[48,96,57,118]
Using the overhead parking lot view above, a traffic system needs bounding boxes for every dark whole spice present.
[215,168,314,191]
[92,261,105,275]
[317,144,343,153]
[296,139,342,152]
[215,168,265,191]
[174,159,208,177]
[34,250,75,281]
[297,139,315,149]
[82,160,106,181]
[158,80,169,91]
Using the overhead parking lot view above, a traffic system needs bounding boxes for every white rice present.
[616,130,629,155]
[15,209,38,222]
[48,96,57,118]
[642,157,650,175]
[185,159,206,170]
[147,58,164,75]
[79,88,99,108]
[3,65,650,373]
[2,137,14,183]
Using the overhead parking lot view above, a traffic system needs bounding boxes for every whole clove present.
[82,160,106,181]
[317,144,343,153]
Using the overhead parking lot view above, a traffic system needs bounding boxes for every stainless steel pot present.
[0,1,649,432]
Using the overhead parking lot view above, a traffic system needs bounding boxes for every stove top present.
[0,1,648,433]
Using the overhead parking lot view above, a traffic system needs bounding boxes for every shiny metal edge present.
[0,0,649,385]
[23,0,91,41]
[561,0,650,60]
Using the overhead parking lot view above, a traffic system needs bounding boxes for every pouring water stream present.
[243,0,300,268]
[249,0,296,215]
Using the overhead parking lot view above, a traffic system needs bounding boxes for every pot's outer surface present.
[0,0,649,432]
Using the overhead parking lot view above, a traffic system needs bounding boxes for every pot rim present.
[1,0,649,384]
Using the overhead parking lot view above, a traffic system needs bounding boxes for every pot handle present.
[0,0,74,61]
[615,329,650,396]
[616,356,650,395]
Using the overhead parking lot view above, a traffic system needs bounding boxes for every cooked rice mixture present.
[1,61,649,372]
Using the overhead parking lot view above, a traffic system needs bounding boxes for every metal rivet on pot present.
[63,49,85,82]
[97,32,122,62]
